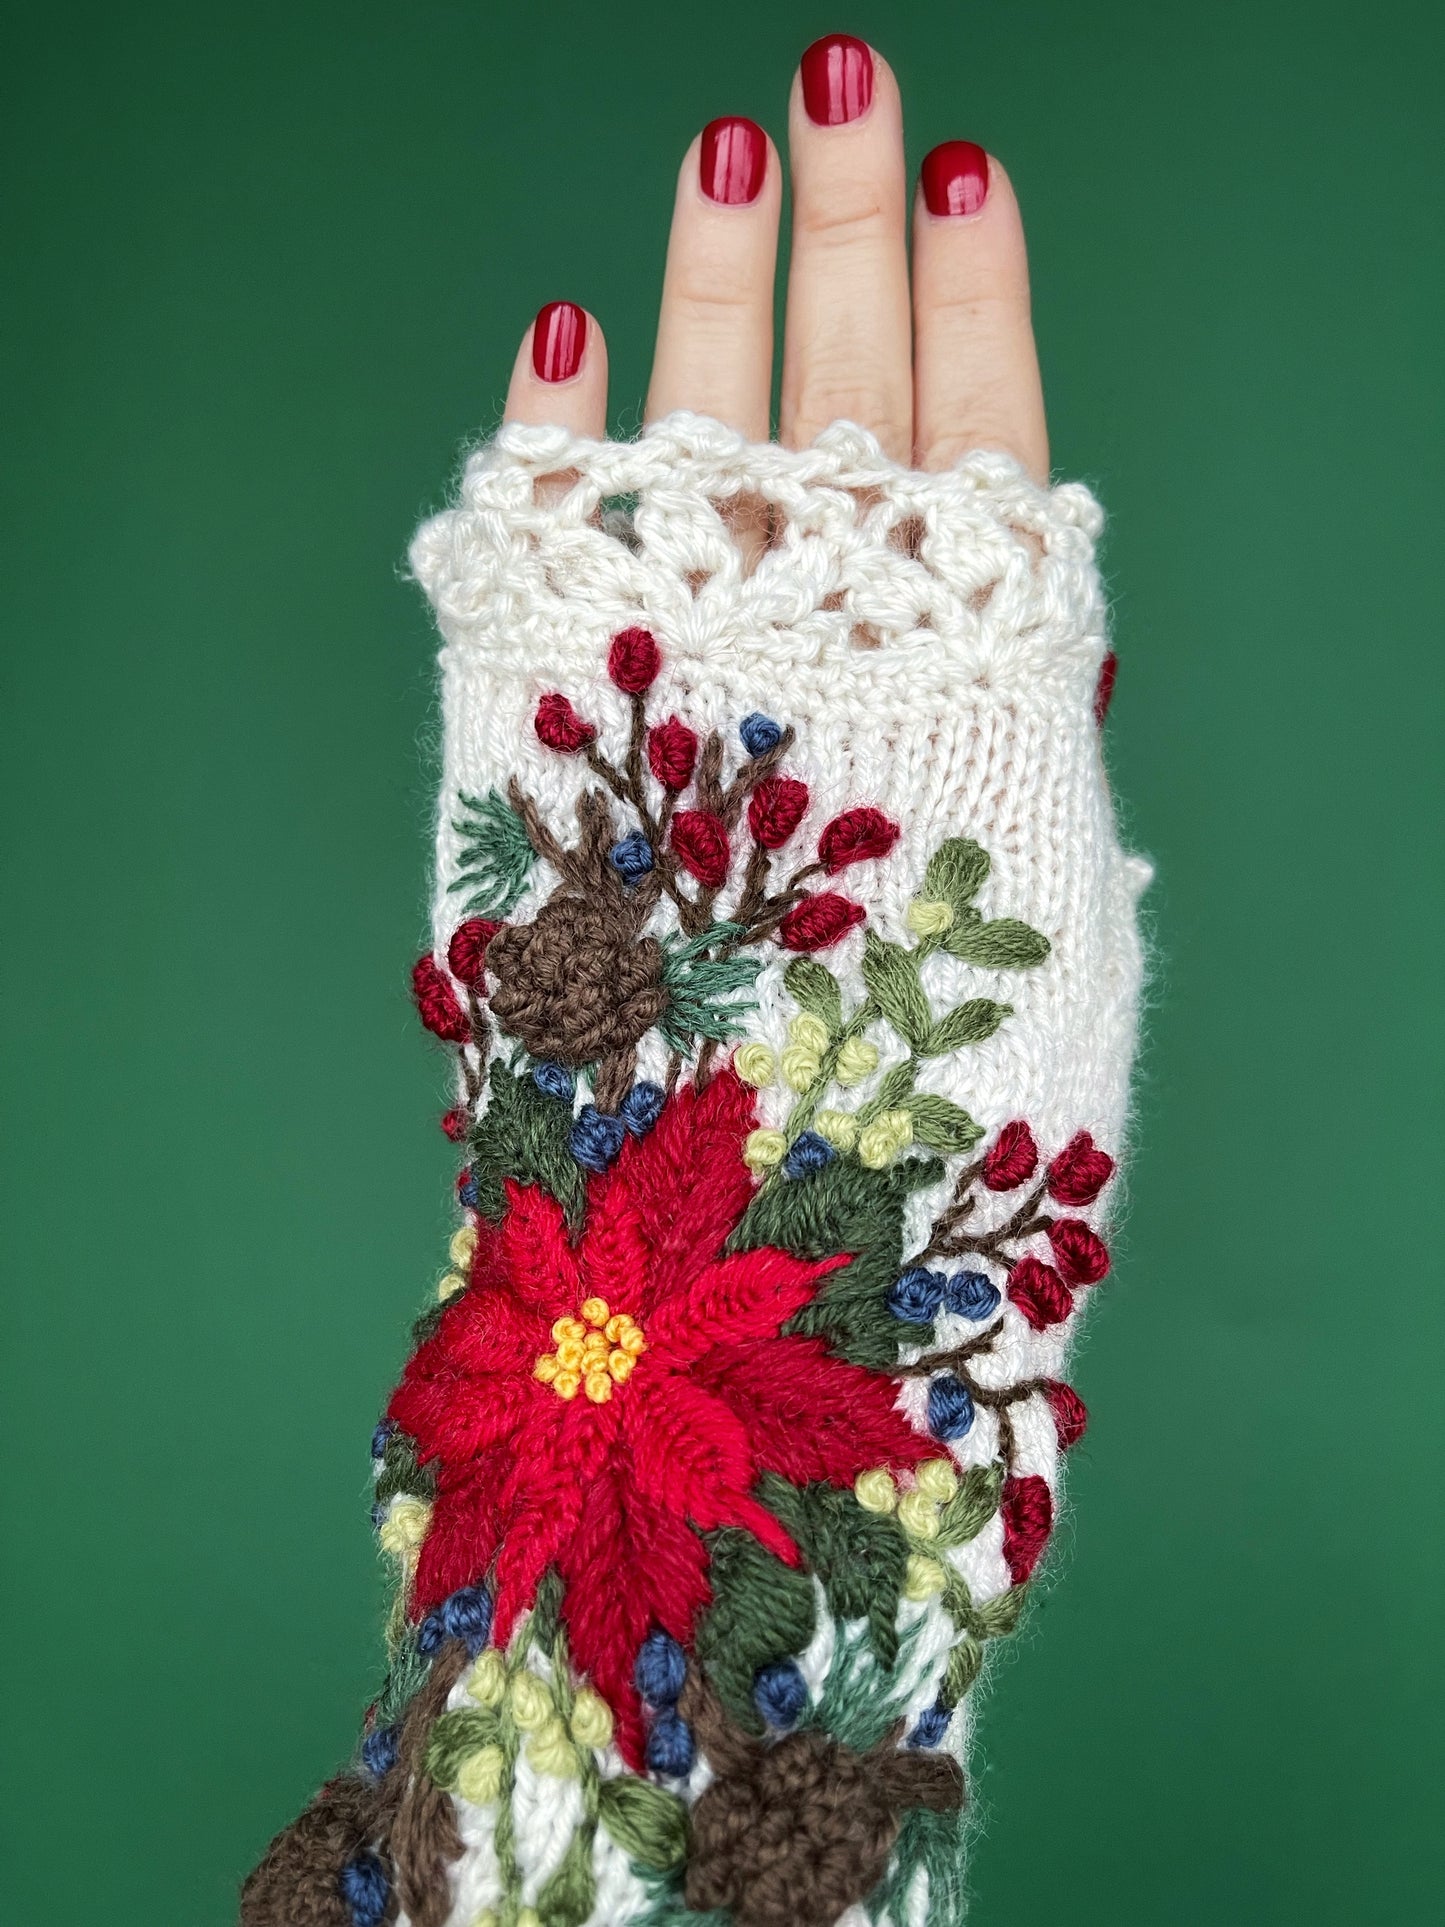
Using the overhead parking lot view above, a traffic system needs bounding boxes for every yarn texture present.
[243,413,1148,1927]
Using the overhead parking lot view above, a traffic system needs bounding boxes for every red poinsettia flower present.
[389,1070,930,1766]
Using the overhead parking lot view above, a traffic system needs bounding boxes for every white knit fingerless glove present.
[243,414,1148,1927]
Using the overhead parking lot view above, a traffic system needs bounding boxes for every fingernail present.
[700,116,768,205]
[532,301,586,383]
[921,141,990,217]
[800,34,873,126]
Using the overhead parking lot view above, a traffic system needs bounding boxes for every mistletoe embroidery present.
[252,627,1122,1927]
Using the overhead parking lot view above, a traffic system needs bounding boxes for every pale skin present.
[501,34,1049,484]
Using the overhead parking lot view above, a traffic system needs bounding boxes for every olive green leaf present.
[905,1094,984,1155]
[784,956,843,1033]
[924,999,1011,1055]
[424,1707,503,1790]
[862,931,933,1051]
[974,1584,1030,1638]
[535,1825,598,1927]
[943,1634,985,1706]
[597,1776,689,1872]
[933,1463,1005,1549]
[944,917,1051,968]
[924,837,990,913]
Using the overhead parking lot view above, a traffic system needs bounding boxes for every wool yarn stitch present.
[243,413,1147,1927]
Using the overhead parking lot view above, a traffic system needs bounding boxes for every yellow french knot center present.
[534,1298,646,1405]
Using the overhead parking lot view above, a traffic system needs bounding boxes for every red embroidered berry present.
[670,810,730,888]
[1008,1255,1073,1331]
[1042,1379,1089,1451]
[778,892,866,951]
[1001,1474,1053,1583]
[1047,1131,1115,1207]
[1094,650,1118,727]
[982,1120,1038,1191]
[411,956,471,1043]
[1048,1218,1111,1286]
[817,807,900,874]
[535,693,596,753]
[748,776,810,849]
[608,626,661,694]
[447,918,501,987]
[647,716,699,791]
[440,1107,469,1142]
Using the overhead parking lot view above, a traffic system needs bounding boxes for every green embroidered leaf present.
[939,1567,979,1637]
[696,1529,816,1732]
[374,1427,435,1508]
[784,956,844,1033]
[424,1707,503,1790]
[905,1094,984,1155]
[597,1777,690,1874]
[867,1805,970,1927]
[974,1583,1029,1639]
[924,837,990,913]
[942,1634,985,1707]
[469,1063,585,1224]
[933,1462,1005,1549]
[868,1059,917,1115]
[536,1825,598,1927]
[448,788,536,917]
[944,917,1051,968]
[734,1155,942,1368]
[660,926,760,1048]
[924,999,1011,1055]
[760,1476,910,1670]
[862,932,933,1051]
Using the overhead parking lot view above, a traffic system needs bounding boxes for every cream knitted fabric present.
[241,413,1147,1927]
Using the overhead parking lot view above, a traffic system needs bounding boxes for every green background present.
[3,1,1441,1921]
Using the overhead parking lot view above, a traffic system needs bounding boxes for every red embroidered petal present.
[693,1335,931,1485]
[409,1453,510,1615]
[388,1365,535,1467]
[623,1374,756,1527]
[502,1180,582,1317]
[560,1472,711,1769]
[645,1248,845,1368]
[489,1399,615,1644]
[618,1072,757,1309]
[577,1165,653,1317]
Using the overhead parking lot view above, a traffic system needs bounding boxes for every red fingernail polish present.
[921,141,990,217]
[800,34,873,126]
[700,116,767,205]
[532,301,585,382]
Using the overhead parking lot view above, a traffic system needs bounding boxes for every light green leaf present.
[596,1776,689,1872]
[934,1463,1005,1549]
[535,1825,598,1927]
[862,931,933,1051]
[905,1094,984,1155]
[975,1583,1029,1639]
[873,1060,917,1111]
[944,917,1051,968]
[924,837,990,911]
[925,999,1011,1055]
[784,956,843,1033]
[424,1707,503,1790]
[943,1634,985,1705]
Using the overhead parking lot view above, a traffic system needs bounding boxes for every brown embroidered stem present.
[924,1178,1053,1267]
[695,730,726,816]
[593,1045,637,1113]
[895,1321,1005,1378]
[384,1641,469,1927]
[718,725,796,829]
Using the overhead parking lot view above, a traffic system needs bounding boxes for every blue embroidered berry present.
[339,1851,390,1927]
[609,831,655,885]
[943,1270,1001,1320]
[739,711,783,756]
[909,1700,952,1748]
[370,1419,393,1461]
[361,1723,399,1778]
[888,1266,947,1321]
[783,1130,835,1178]
[416,1609,447,1657]
[570,1106,626,1173]
[440,1583,493,1653]
[635,1628,687,1706]
[645,1707,695,1778]
[753,1658,808,1729]
[927,1374,976,1441]
[532,1060,576,1102]
[620,1081,666,1136]
[457,1168,479,1209]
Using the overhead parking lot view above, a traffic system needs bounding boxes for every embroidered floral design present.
[248,626,1120,1927]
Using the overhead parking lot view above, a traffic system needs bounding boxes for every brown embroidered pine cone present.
[684,1728,903,1927]
[487,896,668,1064]
[240,1778,390,1927]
